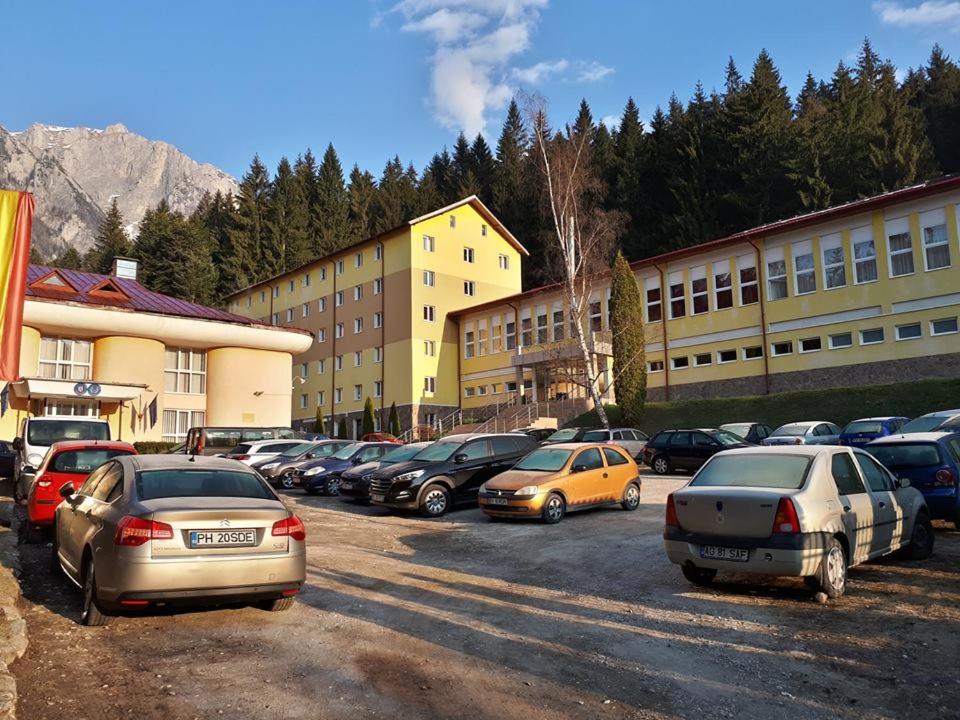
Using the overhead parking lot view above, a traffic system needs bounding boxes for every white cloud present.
[401,9,488,43]
[600,114,619,132]
[873,1,960,27]
[512,59,569,83]
[576,61,614,83]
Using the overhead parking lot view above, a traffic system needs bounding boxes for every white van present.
[13,416,111,502]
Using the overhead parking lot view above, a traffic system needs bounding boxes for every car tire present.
[905,512,934,560]
[420,484,451,518]
[651,455,672,475]
[326,477,341,496]
[259,597,295,612]
[80,558,112,627]
[814,537,847,599]
[620,482,641,511]
[681,564,717,586]
[279,471,295,490]
[541,492,565,524]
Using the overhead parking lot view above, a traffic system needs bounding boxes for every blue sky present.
[3,1,958,179]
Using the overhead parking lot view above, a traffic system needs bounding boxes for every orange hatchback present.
[26,440,137,539]
[478,442,641,523]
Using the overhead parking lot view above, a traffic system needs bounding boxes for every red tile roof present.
[26,265,258,325]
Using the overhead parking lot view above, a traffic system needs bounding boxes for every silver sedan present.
[663,446,933,597]
[52,455,306,625]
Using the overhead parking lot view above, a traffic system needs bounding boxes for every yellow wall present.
[206,347,293,426]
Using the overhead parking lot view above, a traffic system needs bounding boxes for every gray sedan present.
[253,440,352,488]
[52,455,306,626]
[763,421,842,446]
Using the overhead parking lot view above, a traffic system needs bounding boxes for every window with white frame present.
[477,322,487,356]
[355,252,363,268]
[302,303,310,318]
[828,332,853,349]
[717,349,737,364]
[335,322,344,338]
[164,348,206,393]
[285,308,293,322]
[423,270,435,286]
[354,384,362,401]
[424,340,435,356]
[713,261,733,310]
[464,280,476,296]
[320,267,327,281]
[860,327,884,345]
[766,248,788,300]
[552,302,565,341]
[39,337,92,380]
[303,273,311,287]
[374,380,383,397]
[318,328,326,343]
[464,327,475,358]
[374,312,383,328]
[374,278,383,294]
[645,277,662,322]
[336,259,344,275]
[668,271,686,319]
[648,360,664,373]
[587,295,602,332]
[162,409,205,443]
[505,319,517,350]
[521,309,533,346]
[793,240,816,295]
[335,290,344,306]
[354,351,362,367]
[931,317,958,336]
[505,381,517,392]
[463,247,475,263]
[335,387,343,404]
[464,386,475,398]
[478,385,488,396]
[920,209,950,270]
[481,224,488,237]
[738,254,759,305]
[424,376,436,394]
[317,391,325,406]
[771,340,793,356]
[743,345,764,360]
[690,266,708,314]
[423,305,435,322]
[423,235,435,252]
[260,290,265,302]
[354,317,363,334]
[821,233,846,289]
[273,286,280,298]
[799,337,822,353]
[491,317,502,352]
[271,313,279,325]
[375,244,383,261]
[694,353,712,367]
[299,394,308,409]
[896,322,922,341]
[354,285,363,301]
[335,355,343,371]
[319,297,327,312]
[449,215,456,228]
[671,356,689,370]
[300,362,308,378]
[536,305,548,343]
[498,254,509,270]
[373,347,383,363]
[851,227,878,283]
[886,218,915,277]
[318,359,326,374]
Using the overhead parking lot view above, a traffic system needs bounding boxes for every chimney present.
[112,256,139,280]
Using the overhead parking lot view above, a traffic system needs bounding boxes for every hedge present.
[133,441,179,454]
[564,377,960,434]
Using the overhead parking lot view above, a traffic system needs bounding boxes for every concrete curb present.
[0,499,26,720]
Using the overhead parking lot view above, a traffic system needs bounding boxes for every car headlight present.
[27,453,43,467]
[513,485,540,497]
[395,469,424,483]
[478,483,487,494]
[304,466,325,476]
[261,462,280,470]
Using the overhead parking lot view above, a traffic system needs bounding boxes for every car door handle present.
[878,501,886,509]
[603,473,608,478]
[843,505,851,512]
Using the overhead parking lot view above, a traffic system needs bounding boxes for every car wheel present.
[326,477,341,496]
[259,597,295,612]
[814,537,847,599]
[906,512,934,560]
[420,484,451,518]
[279,471,295,490]
[652,455,672,475]
[681,564,717,586]
[621,482,641,511]
[541,493,565,524]
[80,558,112,627]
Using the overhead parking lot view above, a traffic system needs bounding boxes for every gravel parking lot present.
[10,473,960,720]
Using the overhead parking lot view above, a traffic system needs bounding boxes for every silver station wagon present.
[663,446,933,597]
[52,455,306,625]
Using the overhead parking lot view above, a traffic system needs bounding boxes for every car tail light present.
[272,515,306,541]
[772,497,801,534]
[793,438,803,445]
[935,468,956,486]
[37,480,52,488]
[115,516,174,546]
[665,494,679,528]
[234,454,250,461]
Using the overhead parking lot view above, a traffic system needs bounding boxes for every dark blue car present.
[293,442,396,495]
[839,416,909,447]
[866,432,960,528]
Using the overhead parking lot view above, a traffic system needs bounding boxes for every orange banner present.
[0,190,34,381]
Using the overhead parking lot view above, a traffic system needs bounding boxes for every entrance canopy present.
[10,377,147,402]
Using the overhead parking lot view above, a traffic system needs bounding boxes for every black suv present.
[368,433,539,517]
[641,429,751,475]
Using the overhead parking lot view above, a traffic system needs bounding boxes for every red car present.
[26,440,137,537]
[359,432,403,444]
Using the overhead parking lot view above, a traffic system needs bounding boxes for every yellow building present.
[0,260,311,444]
[225,197,527,436]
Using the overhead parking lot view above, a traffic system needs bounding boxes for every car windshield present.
[720,424,751,439]
[900,415,955,433]
[331,443,364,460]
[843,421,883,435]
[546,429,580,442]
[27,420,109,446]
[513,448,573,472]
[582,430,608,442]
[279,442,316,457]
[50,449,133,473]
[712,430,747,446]
[691,454,811,489]
[771,424,811,437]
[412,441,460,462]
[136,470,274,500]
[228,444,251,455]
[381,445,425,464]
[865,443,943,469]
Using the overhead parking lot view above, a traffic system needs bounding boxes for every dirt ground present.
[10,474,960,720]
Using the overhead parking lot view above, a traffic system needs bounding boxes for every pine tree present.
[610,251,645,426]
[362,397,376,436]
[85,198,131,273]
[492,101,529,237]
[611,98,645,256]
[337,416,348,440]
[791,73,833,210]
[54,246,83,270]
[416,165,445,215]
[470,134,496,202]
[315,143,350,255]
[388,401,401,437]
[230,155,272,282]
[347,165,377,243]
[426,149,456,204]
[870,61,934,190]
[452,133,475,198]
[907,44,960,172]
[266,157,312,270]
[374,157,415,231]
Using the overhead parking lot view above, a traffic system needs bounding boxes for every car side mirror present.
[305,453,316,460]
[571,463,587,473]
[454,453,468,464]
[897,477,911,489]
[58,483,75,499]
[352,456,363,465]
[12,437,22,451]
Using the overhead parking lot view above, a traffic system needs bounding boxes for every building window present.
[319,297,327,312]
[335,291,344,307]
[336,259,344,275]
[424,376,436,394]
[896,322,922,341]
[887,221,915,277]
[828,332,853,349]
[743,345,764,361]
[521,313,533,346]
[354,317,363,334]
[353,384,362,401]
[685,267,707,315]
[164,348,206,394]
[335,355,343,371]
[304,273,311,287]
[671,356,689,370]
[860,327,884,345]
[300,362,308,378]
[374,278,383,294]
[766,249,788,300]
[793,242,817,294]
[449,215,456,228]
[373,312,383,328]
[39,337,92,380]
[320,267,327,281]
[335,322,344,338]
[375,244,383,261]
[355,251,363,268]
[273,286,280,298]
[498,254,509,270]
[373,347,383,363]
[923,222,951,271]
[335,388,343,404]
[423,235,435,252]
[478,385,488,396]
[260,290,266,302]
[423,270,435,287]
[285,308,293,322]
[247,296,252,308]
[423,305,435,322]
[648,360,664,373]
[552,304,565,342]
[821,234,846,289]
[318,359,326,374]
[931,317,958,336]
[481,224,488,237]
[536,306,548,343]
[694,353,712,367]
[491,321,502,352]
[424,340,435,356]
[505,381,518,392]
[317,329,327,344]
[800,337,822,353]
[463,247,475,263]
[162,409,205,443]
[477,325,487,356]
[354,351,362,367]
[505,320,517,350]
[771,341,793,356]
[853,233,878,284]
[302,303,310,318]
[464,386,475,398]
[374,380,382,397]
[317,391,325,406]
[738,256,759,305]
[464,281,476,296]
[589,297,603,332]
[645,277,662,322]
[464,329,475,358]
[717,349,737,364]
[668,272,686,319]
[713,262,733,310]
[288,280,294,293]
[299,394,308,409]
[271,313,279,325]
[354,285,363,301]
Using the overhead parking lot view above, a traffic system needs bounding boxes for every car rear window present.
[135,470,274,500]
[865,443,944,469]
[720,424,752,439]
[50,449,133,473]
[900,416,953,433]
[771,424,810,437]
[27,420,109,445]
[582,430,609,442]
[546,428,580,442]
[691,454,811,489]
[228,444,251,455]
[843,421,883,435]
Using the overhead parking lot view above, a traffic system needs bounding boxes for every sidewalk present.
[0,484,27,720]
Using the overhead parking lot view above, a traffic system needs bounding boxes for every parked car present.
[369,433,540,517]
[51,455,306,625]
[642,429,751,475]
[0,440,15,479]
[26,440,137,541]
[13,416,111,502]
[510,427,556,443]
[340,442,432,501]
[360,432,403,444]
[663,445,933,597]
[478,443,641,523]
[223,439,304,466]
[839,416,909,447]
[763,421,842,446]
[579,427,649,460]
[899,409,960,434]
[253,440,352,489]
[541,427,590,445]
[295,442,398,495]
[865,432,960,528]
[185,426,299,456]
[719,423,774,444]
